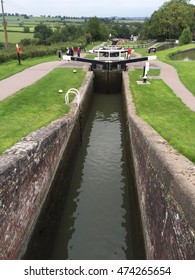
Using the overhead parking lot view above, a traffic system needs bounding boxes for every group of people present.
[56,46,81,60]
[66,47,75,56]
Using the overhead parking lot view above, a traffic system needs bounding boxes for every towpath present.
[0,53,195,112]
[0,59,86,101]
[155,60,195,111]
[129,52,195,111]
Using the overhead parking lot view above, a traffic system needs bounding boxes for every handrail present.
[65,88,80,106]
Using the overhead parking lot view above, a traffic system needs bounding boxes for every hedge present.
[0,42,85,63]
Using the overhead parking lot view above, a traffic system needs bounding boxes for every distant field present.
[0,15,86,27]
[0,15,144,28]
[113,19,144,23]
[0,15,87,43]
[0,27,34,32]
[0,15,144,44]
[0,31,34,43]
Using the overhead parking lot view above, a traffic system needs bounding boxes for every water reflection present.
[51,93,133,260]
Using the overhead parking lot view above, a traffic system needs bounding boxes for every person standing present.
[16,44,22,64]
[76,47,81,57]
[57,49,62,60]
[71,46,75,56]
[66,47,70,55]
[127,47,132,59]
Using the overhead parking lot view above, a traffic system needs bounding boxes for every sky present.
[3,0,195,18]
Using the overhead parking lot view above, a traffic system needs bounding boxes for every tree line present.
[140,0,195,42]
[1,0,195,53]
[18,0,195,47]
[19,16,142,47]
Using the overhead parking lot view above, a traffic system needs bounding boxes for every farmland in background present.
[0,14,144,44]
[0,15,87,43]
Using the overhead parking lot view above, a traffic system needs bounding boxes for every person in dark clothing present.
[57,49,62,60]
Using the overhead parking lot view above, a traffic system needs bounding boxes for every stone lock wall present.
[0,71,94,260]
[122,72,195,259]
[1,68,195,260]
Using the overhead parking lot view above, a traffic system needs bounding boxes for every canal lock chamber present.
[23,70,146,260]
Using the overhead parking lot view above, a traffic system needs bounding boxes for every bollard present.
[143,61,150,83]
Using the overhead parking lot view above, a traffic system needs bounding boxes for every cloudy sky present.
[3,0,195,17]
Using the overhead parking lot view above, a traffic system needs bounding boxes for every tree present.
[20,38,31,46]
[179,26,192,44]
[23,26,30,33]
[86,17,109,41]
[141,0,194,40]
[116,24,130,38]
[34,23,53,45]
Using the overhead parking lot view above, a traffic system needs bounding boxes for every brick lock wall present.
[0,72,94,260]
[122,72,195,259]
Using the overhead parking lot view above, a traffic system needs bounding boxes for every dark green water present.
[171,49,195,61]
[52,93,132,260]
[24,91,145,260]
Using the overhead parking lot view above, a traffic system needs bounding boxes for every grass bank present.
[0,68,86,154]
[0,42,101,81]
[129,68,195,163]
[137,43,195,96]
[0,55,57,80]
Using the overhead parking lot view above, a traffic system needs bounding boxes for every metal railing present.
[65,88,80,106]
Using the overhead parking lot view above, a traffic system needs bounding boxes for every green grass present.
[0,15,87,43]
[137,44,195,96]
[0,31,34,43]
[129,69,195,163]
[1,42,195,164]
[157,45,195,96]
[0,46,92,81]
[0,68,86,154]
[0,56,57,80]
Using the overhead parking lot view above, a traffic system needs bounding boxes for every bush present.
[23,26,30,33]
[179,27,192,45]
[0,42,86,63]
[0,42,5,50]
